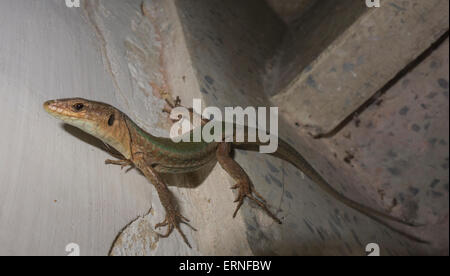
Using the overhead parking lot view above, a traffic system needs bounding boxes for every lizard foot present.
[231,180,282,224]
[216,142,282,224]
[162,96,182,115]
[155,211,197,248]
[162,96,210,126]
[105,159,134,170]
[163,96,190,124]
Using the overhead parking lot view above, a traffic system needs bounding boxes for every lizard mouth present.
[43,98,100,137]
[43,100,66,119]
[43,99,89,125]
[43,100,59,114]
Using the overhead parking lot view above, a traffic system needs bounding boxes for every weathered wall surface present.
[319,39,449,254]
[280,39,450,255]
[0,0,157,255]
[265,0,316,24]
[0,0,447,255]
[112,0,444,255]
[265,0,368,98]
[271,0,449,136]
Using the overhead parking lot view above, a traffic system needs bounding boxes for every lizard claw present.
[232,181,282,224]
[163,97,187,123]
[154,211,197,248]
[162,96,182,114]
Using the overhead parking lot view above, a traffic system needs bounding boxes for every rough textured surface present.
[0,0,154,255]
[265,0,316,24]
[112,0,446,255]
[271,0,449,136]
[0,0,447,255]
[319,39,450,254]
[265,0,368,98]
[280,38,450,255]
[175,0,286,108]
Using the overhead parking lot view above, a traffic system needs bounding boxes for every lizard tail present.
[273,139,421,226]
[234,139,429,243]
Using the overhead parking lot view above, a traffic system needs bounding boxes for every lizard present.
[43,98,427,248]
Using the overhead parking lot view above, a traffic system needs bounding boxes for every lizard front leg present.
[136,160,196,248]
[216,142,282,224]
[105,159,134,170]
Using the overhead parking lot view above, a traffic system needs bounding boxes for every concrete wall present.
[265,0,316,24]
[0,0,448,255]
[265,0,368,98]
[112,0,448,255]
[0,0,158,255]
[271,0,449,136]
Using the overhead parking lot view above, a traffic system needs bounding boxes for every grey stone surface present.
[265,0,316,24]
[0,0,447,256]
[110,0,444,255]
[271,0,449,136]
[0,0,155,256]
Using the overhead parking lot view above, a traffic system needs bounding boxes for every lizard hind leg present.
[216,142,282,224]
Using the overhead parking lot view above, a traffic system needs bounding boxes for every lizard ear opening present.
[108,114,115,126]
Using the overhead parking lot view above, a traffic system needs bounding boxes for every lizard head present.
[43,98,132,159]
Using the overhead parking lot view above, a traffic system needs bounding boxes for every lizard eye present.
[108,114,115,126]
[73,103,84,111]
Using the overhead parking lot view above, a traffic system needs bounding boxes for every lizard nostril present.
[43,100,56,111]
